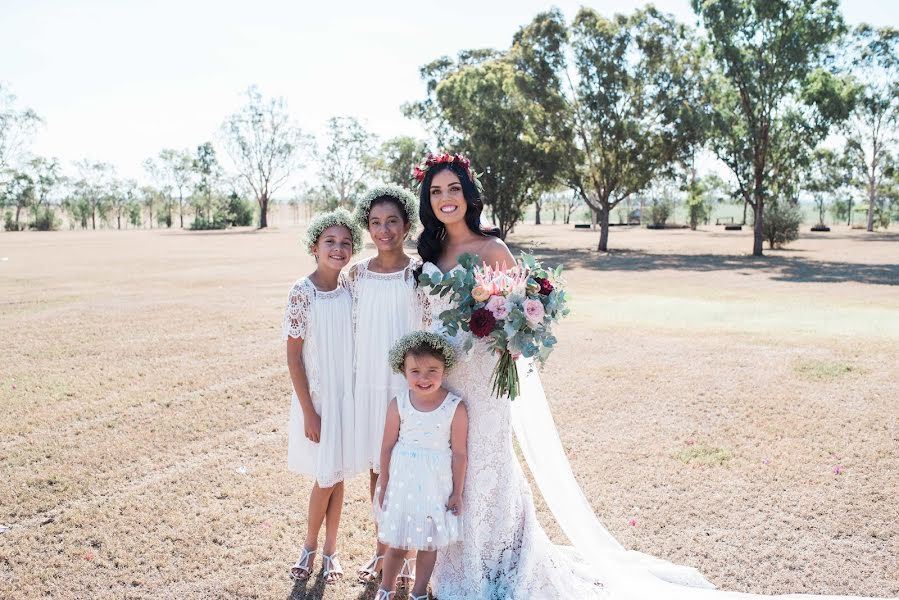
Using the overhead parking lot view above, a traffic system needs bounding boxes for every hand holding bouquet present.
[420,253,570,400]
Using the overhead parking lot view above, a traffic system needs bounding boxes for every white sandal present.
[396,557,416,589]
[357,552,384,584]
[409,594,428,600]
[322,551,344,584]
[289,546,316,581]
[375,590,395,600]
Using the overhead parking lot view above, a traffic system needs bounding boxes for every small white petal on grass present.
[236,466,248,475]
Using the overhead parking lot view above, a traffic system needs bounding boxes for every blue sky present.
[3,0,898,188]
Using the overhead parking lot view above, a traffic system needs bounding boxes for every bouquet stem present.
[490,349,521,400]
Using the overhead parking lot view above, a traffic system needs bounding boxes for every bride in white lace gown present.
[411,153,607,599]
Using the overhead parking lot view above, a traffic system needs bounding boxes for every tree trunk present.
[91,209,96,230]
[866,175,876,232]
[742,199,748,225]
[596,206,610,252]
[752,199,764,257]
[534,201,541,225]
[117,214,121,230]
[179,194,184,228]
[14,205,21,229]
[259,195,269,228]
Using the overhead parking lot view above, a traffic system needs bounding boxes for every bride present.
[411,153,885,600]
[414,153,608,598]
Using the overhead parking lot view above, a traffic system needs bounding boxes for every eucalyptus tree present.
[511,7,707,250]
[317,116,378,207]
[843,25,899,231]
[694,0,856,255]
[221,86,309,228]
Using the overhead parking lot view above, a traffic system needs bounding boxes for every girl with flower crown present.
[346,185,425,587]
[373,331,468,600]
[283,208,362,585]
[413,152,609,598]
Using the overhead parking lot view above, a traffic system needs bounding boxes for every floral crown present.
[388,331,456,374]
[303,208,364,256]
[411,152,483,194]
[353,184,419,235]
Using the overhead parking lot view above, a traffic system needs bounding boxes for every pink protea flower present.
[523,298,545,324]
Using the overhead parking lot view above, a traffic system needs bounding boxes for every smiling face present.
[367,199,410,253]
[429,169,467,226]
[312,224,353,270]
[402,352,446,396]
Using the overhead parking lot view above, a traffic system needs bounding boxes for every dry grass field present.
[1,222,897,600]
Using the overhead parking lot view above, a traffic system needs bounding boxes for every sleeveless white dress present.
[282,277,355,488]
[373,390,463,551]
[346,257,422,475]
[422,262,608,599]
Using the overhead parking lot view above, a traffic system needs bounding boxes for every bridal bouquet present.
[420,253,570,400]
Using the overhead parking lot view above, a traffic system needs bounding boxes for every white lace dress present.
[422,263,607,600]
[373,390,464,551]
[282,277,355,488]
[346,257,423,475]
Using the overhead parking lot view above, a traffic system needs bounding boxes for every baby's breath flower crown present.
[353,184,419,234]
[388,331,456,374]
[303,208,363,256]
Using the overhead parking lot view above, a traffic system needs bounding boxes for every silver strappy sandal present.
[289,546,316,581]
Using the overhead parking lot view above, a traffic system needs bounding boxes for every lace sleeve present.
[282,279,312,340]
[408,259,432,330]
[344,262,362,298]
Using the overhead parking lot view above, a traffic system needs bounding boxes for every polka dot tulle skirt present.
[374,443,462,551]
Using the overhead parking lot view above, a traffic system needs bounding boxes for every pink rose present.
[523,299,545,324]
[486,295,509,320]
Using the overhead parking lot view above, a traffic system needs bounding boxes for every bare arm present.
[446,401,469,515]
[377,398,401,508]
[286,335,321,443]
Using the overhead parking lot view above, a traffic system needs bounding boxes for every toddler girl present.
[374,331,468,600]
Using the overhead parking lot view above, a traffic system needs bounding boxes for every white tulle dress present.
[373,389,464,551]
[282,277,355,488]
[346,256,422,475]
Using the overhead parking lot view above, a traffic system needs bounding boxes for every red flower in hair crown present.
[411,152,483,193]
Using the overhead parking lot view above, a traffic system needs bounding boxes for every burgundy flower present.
[469,308,496,338]
[534,277,554,295]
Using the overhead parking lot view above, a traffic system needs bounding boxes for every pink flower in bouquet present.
[523,298,545,324]
[486,295,509,320]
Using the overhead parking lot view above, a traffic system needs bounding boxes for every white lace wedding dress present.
[422,262,885,600]
[423,262,608,600]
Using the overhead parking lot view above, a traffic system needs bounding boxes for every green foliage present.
[511,7,707,250]
[224,193,254,227]
[648,197,673,227]
[762,200,802,249]
[189,214,228,230]
[3,210,19,231]
[221,86,309,228]
[127,201,142,228]
[376,136,429,187]
[317,116,378,208]
[29,205,58,231]
[697,0,853,255]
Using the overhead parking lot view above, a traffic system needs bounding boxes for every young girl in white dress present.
[346,185,424,587]
[373,331,468,600]
[283,208,363,585]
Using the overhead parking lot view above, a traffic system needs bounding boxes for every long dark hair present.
[414,162,491,282]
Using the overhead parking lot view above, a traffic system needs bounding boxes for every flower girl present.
[283,208,362,584]
[374,331,468,600]
[347,185,424,586]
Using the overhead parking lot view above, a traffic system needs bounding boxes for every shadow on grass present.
[513,246,899,286]
[286,571,325,599]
